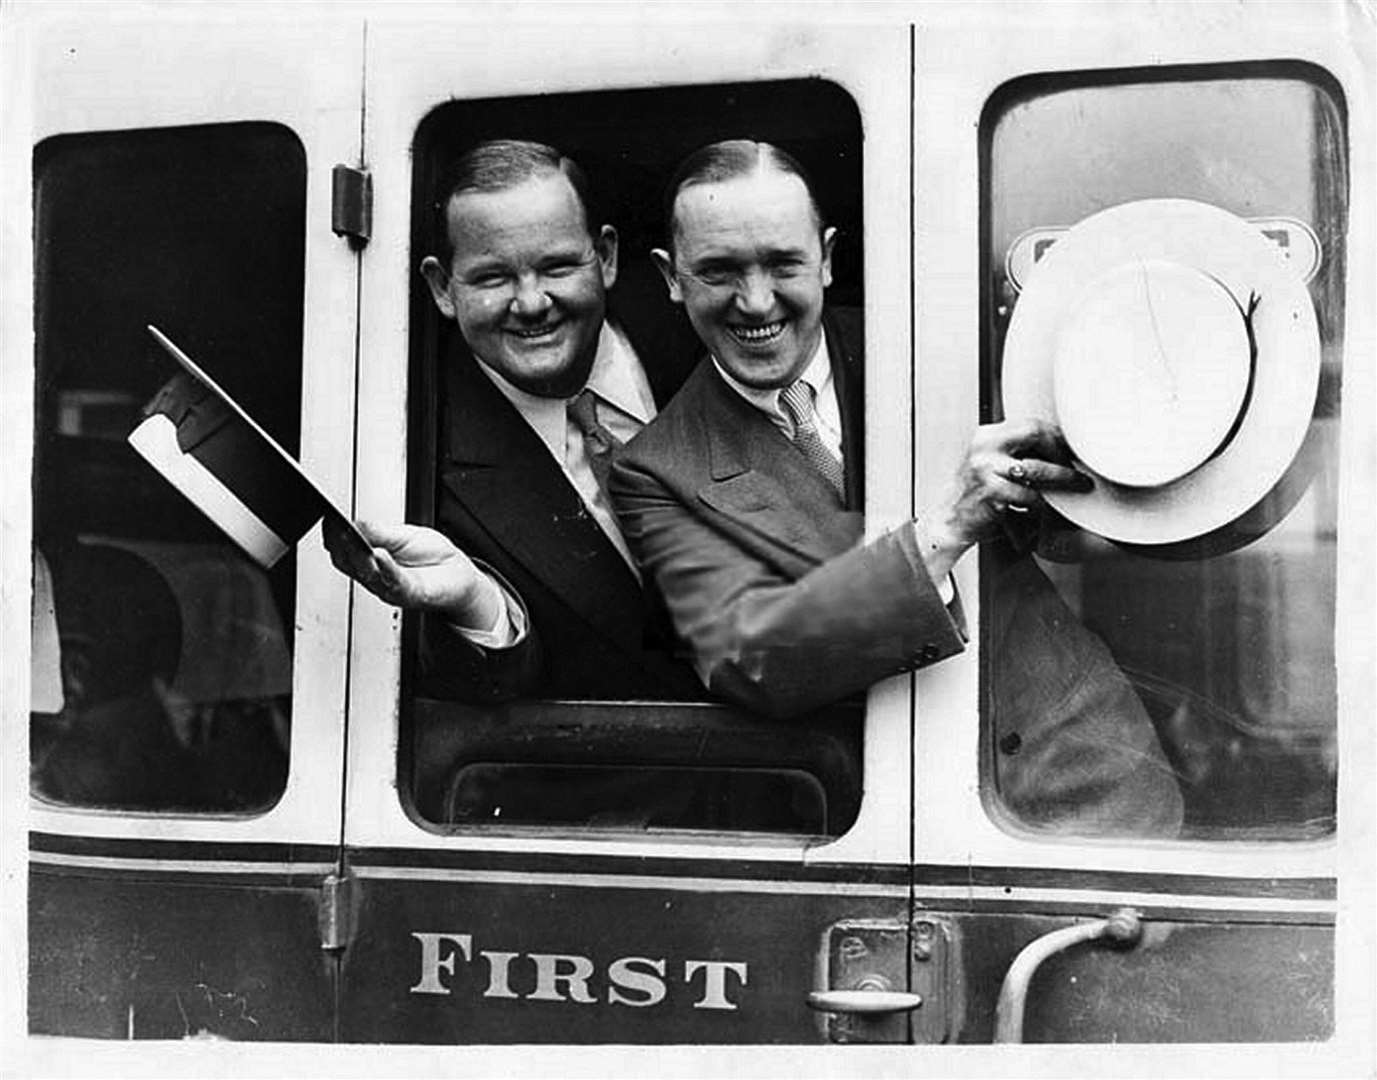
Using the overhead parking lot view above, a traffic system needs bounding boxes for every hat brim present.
[132,326,370,569]
[1001,199,1320,546]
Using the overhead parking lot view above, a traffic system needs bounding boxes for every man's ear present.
[650,248,683,304]
[819,226,837,289]
[419,256,457,320]
[595,225,619,291]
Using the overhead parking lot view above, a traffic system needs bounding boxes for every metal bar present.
[993,908,1142,1043]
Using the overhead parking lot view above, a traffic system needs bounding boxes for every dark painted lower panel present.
[29,866,335,1041]
[339,876,901,1044]
[339,876,1334,1044]
[28,861,1334,1044]
[1017,919,1333,1043]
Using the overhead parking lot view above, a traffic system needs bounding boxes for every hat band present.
[129,414,290,568]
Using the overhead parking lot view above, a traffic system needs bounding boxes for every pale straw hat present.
[1002,198,1320,546]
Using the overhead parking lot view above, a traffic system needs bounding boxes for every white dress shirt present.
[711,334,842,460]
[456,321,655,646]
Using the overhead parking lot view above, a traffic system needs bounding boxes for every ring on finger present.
[1008,461,1030,486]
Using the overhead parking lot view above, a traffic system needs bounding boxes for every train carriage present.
[5,1,1373,1071]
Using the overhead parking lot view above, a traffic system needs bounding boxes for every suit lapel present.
[695,363,863,568]
[824,307,866,512]
[440,348,646,651]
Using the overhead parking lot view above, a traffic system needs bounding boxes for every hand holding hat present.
[920,417,1094,582]
[323,517,504,631]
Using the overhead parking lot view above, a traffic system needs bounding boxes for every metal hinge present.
[318,870,358,952]
[331,164,373,246]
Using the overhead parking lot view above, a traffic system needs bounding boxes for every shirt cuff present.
[444,571,529,650]
[908,519,956,605]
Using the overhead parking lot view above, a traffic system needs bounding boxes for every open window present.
[30,123,307,814]
[979,64,1345,841]
[401,79,867,836]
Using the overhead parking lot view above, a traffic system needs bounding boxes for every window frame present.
[19,13,364,849]
[344,19,919,866]
[909,11,1367,881]
[975,61,1346,845]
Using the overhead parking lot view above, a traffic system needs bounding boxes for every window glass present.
[404,81,866,835]
[981,69,1344,840]
[30,123,306,814]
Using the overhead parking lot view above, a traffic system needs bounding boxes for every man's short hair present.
[662,139,825,252]
[432,139,598,268]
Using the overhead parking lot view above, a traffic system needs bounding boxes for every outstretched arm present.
[323,517,542,701]
[324,518,503,625]
[609,460,964,719]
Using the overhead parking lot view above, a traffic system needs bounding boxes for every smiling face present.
[655,169,834,390]
[421,172,617,398]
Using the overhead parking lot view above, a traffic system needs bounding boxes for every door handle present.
[807,979,924,1015]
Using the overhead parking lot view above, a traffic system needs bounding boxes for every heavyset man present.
[609,140,1184,836]
[327,139,701,703]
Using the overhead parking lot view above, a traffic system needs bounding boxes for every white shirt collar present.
[475,320,653,462]
[711,331,833,432]
[583,321,656,424]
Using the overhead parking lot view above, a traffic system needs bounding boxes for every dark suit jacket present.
[609,309,962,718]
[421,317,704,703]
[610,308,1184,836]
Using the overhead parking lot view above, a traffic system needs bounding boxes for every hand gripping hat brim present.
[1001,198,1320,546]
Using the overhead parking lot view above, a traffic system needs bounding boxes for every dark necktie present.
[779,379,844,498]
[567,387,623,494]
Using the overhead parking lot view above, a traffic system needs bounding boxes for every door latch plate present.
[816,917,955,1044]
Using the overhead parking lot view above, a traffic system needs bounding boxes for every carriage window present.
[981,67,1344,840]
[403,81,865,835]
[30,124,305,814]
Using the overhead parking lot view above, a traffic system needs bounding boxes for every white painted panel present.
[10,8,366,847]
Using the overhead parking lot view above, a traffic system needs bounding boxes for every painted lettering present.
[684,960,748,1011]
[481,951,520,999]
[409,932,472,995]
[407,931,749,1011]
[528,953,596,1003]
[607,956,668,1007]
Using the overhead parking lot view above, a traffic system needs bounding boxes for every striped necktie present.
[567,387,622,494]
[779,379,844,499]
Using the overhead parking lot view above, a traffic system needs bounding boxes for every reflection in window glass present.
[30,124,306,813]
[982,70,1344,839]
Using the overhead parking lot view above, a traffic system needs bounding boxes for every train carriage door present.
[21,9,366,1041]
[910,3,1371,1050]
[339,15,934,1044]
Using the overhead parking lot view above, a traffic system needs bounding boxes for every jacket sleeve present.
[609,456,965,719]
[991,545,1184,837]
[984,540,1185,837]
[415,560,545,703]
